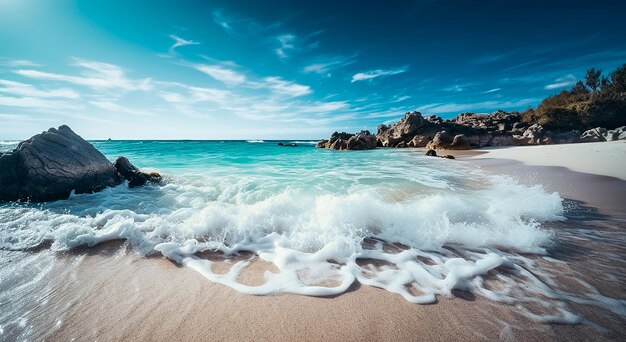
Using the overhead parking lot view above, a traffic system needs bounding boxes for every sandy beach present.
[3,142,623,342]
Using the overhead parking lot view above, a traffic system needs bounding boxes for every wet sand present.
[7,144,626,341]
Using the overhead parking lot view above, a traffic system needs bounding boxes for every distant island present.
[318,64,626,150]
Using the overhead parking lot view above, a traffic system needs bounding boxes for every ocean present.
[1,140,624,338]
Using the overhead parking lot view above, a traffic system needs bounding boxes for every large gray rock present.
[0,125,123,202]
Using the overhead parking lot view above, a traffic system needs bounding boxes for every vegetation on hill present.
[522,64,626,131]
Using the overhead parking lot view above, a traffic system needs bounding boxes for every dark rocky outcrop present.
[0,125,123,202]
[371,111,597,150]
[316,130,376,150]
[376,112,438,147]
[114,156,162,188]
[425,149,455,159]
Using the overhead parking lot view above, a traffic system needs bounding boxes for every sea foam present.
[0,143,623,323]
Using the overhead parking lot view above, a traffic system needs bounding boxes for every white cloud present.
[169,34,199,53]
[158,84,231,105]
[0,59,40,67]
[274,34,296,59]
[0,95,78,110]
[262,77,311,97]
[442,82,481,92]
[302,55,357,76]
[192,64,246,85]
[544,74,577,90]
[89,100,154,116]
[16,58,152,92]
[392,95,411,103]
[0,113,54,122]
[482,88,501,93]
[351,66,408,82]
[0,80,80,99]
[213,11,238,38]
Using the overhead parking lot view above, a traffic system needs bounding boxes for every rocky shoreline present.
[317,111,626,151]
[0,125,161,202]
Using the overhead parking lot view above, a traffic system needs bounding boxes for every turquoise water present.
[2,139,590,317]
[2,139,626,338]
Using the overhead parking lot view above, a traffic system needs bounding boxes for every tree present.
[585,67,601,92]
[609,64,626,93]
[571,80,588,94]
[600,76,610,90]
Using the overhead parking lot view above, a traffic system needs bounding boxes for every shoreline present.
[3,143,625,341]
[455,140,626,213]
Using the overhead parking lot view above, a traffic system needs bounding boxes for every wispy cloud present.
[0,80,79,99]
[442,82,481,92]
[351,66,408,83]
[168,34,199,53]
[0,59,41,68]
[392,95,411,102]
[302,54,357,76]
[274,34,296,59]
[544,74,577,90]
[89,100,155,116]
[0,113,54,122]
[471,52,513,64]
[191,63,247,85]
[15,58,152,92]
[482,88,501,93]
[262,77,311,97]
[213,10,239,39]
[0,95,79,110]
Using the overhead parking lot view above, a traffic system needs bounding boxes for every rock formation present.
[0,125,162,202]
[114,156,162,188]
[376,112,438,147]
[0,125,123,202]
[316,130,376,150]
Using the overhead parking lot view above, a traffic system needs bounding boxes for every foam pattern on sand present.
[1,143,624,323]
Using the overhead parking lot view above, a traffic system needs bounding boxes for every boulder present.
[407,135,429,147]
[580,127,607,142]
[317,130,376,150]
[426,131,453,150]
[0,125,123,202]
[522,124,546,144]
[425,149,455,159]
[376,111,431,147]
[449,134,471,150]
[114,156,162,188]
[346,130,377,150]
[604,126,626,141]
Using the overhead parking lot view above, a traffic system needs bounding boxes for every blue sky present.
[1,0,625,139]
